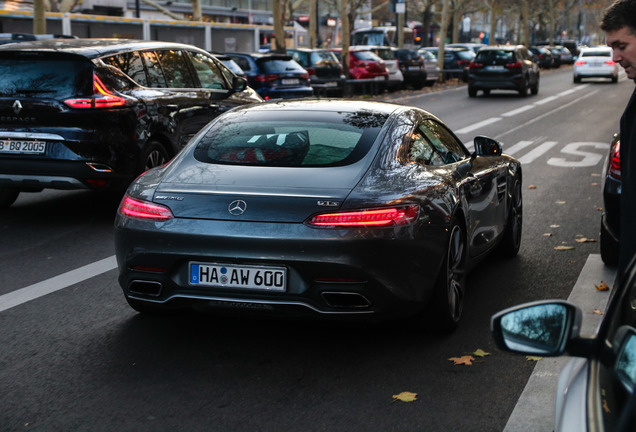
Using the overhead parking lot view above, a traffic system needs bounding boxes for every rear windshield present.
[258,58,306,73]
[310,51,339,65]
[457,50,475,60]
[581,50,611,57]
[353,51,381,62]
[193,109,388,167]
[373,49,395,61]
[475,50,515,63]
[0,54,92,98]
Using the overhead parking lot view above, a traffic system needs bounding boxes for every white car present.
[573,46,619,83]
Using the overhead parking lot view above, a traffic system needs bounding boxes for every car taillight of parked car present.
[575,60,586,66]
[65,74,127,109]
[469,62,483,69]
[606,60,617,65]
[506,61,523,71]
[255,74,279,82]
[609,141,621,180]
[119,196,174,221]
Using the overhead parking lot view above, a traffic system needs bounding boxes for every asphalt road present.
[0,65,629,432]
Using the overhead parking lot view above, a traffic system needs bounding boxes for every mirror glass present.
[473,136,502,156]
[616,331,636,393]
[500,304,569,355]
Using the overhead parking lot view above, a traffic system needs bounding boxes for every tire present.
[573,75,581,84]
[427,219,467,333]
[600,221,619,266]
[468,86,477,98]
[138,140,170,174]
[612,75,618,83]
[498,177,523,258]
[0,187,19,209]
[530,77,539,95]
[518,79,528,97]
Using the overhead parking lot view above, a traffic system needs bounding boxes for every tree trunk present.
[273,0,287,53]
[33,0,46,34]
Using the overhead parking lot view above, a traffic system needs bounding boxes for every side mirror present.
[491,300,582,356]
[233,76,247,92]
[473,136,503,157]
[614,326,636,393]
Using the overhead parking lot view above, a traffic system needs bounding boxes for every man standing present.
[601,0,636,274]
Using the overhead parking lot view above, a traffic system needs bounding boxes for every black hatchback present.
[468,45,540,97]
[0,39,263,208]
[287,48,345,96]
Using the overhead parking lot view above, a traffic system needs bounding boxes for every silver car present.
[419,49,440,86]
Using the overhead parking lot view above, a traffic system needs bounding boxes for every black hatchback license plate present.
[0,139,46,154]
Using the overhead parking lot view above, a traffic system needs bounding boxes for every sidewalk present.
[503,254,617,431]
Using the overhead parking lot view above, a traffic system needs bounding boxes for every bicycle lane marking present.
[0,255,117,313]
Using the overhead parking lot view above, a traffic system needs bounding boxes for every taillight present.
[119,196,173,220]
[575,60,586,66]
[609,141,621,180]
[255,74,278,82]
[65,74,127,109]
[506,61,523,70]
[300,72,309,80]
[308,205,419,227]
[606,60,617,65]
[306,67,316,76]
[469,62,483,69]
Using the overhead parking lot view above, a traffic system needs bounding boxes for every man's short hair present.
[601,0,636,33]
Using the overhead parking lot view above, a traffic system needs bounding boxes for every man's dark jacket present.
[619,85,636,273]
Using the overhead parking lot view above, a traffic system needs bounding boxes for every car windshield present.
[193,109,388,167]
[259,58,305,73]
[353,51,381,62]
[0,54,92,98]
[581,50,611,57]
[310,51,338,65]
[475,50,515,63]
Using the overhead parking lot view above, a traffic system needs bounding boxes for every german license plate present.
[486,65,505,71]
[374,75,386,81]
[408,66,421,71]
[281,78,299,85]
[0,139,46,154]
[189,262,286,291]
[324,81,337,87]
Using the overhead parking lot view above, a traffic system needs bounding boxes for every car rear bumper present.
[114,216,446,319]
[468,74,524,90]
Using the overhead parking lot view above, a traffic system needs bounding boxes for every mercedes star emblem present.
[228,200,247,216]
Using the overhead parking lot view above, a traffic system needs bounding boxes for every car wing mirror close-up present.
[614,326,636,394]
[491,300,583,357]
[233,76,247,92]
[473,136,503,157]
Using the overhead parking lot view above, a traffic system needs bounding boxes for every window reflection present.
[500,304,568,354]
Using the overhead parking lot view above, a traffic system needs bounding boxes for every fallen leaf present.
[543,233,552,237]
[556,201,566,205]
[603,399,611,414]
[526,356,543,361]
[528,185,537,189]
[471,349,491,358]
[575,237,596,243]
[554,245,575,251]
[392,391,418,403]
[595,281,610,291]
[550,224,561,228]
[597,207,604,211]
[593,309,604,315]
[591,173,601,177]
[448,355,475,365]
[590,182,600,186]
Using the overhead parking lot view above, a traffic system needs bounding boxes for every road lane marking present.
[455,117,502,134]
[501,105,535,117]
[0,255,117,312]
[517,141,559,164]
[502,140,535,155]
[534,95,559,105]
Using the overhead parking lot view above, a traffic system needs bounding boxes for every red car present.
[330,48,389,92]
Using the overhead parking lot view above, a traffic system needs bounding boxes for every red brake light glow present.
[308,205,419,227]
[119,196,173,220]
[575,60,586,65]
[65,74,127,109]
[255,74,278,82]
[609,141,621,180]
[506,61,523,69]
[606,60,617,65]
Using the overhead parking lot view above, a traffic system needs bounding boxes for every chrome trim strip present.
[128,293,375,315]
[0,132,65,140]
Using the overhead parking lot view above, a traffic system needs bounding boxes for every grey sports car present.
[114,99,522,332]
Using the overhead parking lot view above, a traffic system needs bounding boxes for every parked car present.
[330,48,389,92]
[491,254,636,431]
[549,47,562,68]
[224,52,314,100]
[422,46,474,81]
[0,32,77,45]
[212,53,246,78]
[357,45,403,91]
[114,99,523,333]
[467,45,540,97]
[553,45,574,64]
[0,39,262,208]
[573,46,619,84]
[529,46,554,69]
[447,43,486,54]
[287,48,345,96]
[419,49,440,86]
[601,133,621,265]
[393,48,427,89]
